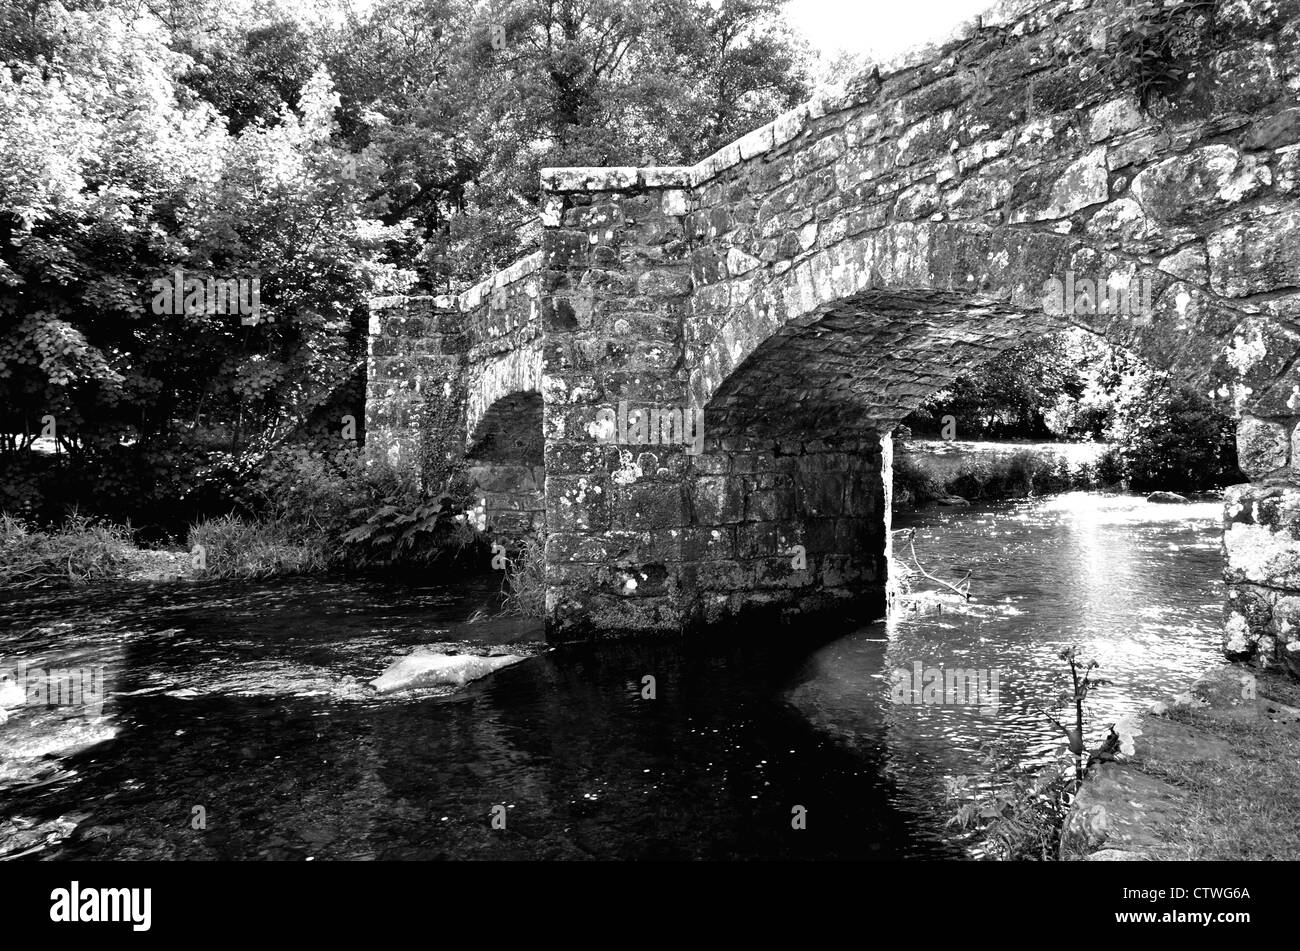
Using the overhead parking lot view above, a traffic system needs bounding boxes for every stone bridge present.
[367,0,1300,672]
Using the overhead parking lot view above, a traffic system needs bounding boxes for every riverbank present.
[1063,664,1300,860]
[893,440,1116,510]
[0,511,490,588]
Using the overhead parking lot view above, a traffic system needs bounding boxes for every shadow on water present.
[0,492,1224,860]
[0,576,954,859]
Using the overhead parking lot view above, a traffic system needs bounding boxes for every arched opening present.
[465,390,544,540]
[686,285,1235,632]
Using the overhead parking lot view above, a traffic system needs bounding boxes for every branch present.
[906,535,971,601]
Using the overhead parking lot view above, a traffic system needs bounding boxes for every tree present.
[325,0,811,290]
[0,3,408,528]
[177,16,320,134]
[1105,365,1242,491]
[907,332,1083,438]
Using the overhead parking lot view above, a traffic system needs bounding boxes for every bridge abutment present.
[540,177,700,637]
[536,175,892,639]
[683,434,890,633]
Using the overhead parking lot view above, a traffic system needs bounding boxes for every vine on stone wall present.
[416,368,472,505]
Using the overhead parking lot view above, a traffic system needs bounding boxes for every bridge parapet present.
[457,250,544,358]
[366,294,464,478]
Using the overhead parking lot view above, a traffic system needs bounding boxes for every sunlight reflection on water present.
[784,492,1225,843]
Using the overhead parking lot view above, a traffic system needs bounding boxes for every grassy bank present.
[1137,670,1300,860]
[0,508,490,588]
[187,515,333,580]
[1062,665,1300,860]
[0,514,138,588]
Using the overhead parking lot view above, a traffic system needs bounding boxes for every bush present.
[905,333,1079,439]
[340,494,484,567]
[199,442,486,573]
[945,743,1075,860]
[1105,369,1242,491]
[891,451,948,507]
[895,447,1111,509]
[0,513,135,588]
[946,648,1109,860]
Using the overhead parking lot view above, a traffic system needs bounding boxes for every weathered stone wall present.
[673,0,1300,433]
[460,253,545,541]
[463,252,544,441]
[1227,414,1300,674]
[1223,483,1300,677]
[540,187,698,636]
[372,0,1300,655]
[536,180,893,637]
[688,436,888,627]
[366,295,465,481]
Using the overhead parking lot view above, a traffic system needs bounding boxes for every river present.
[0,491,1224,860]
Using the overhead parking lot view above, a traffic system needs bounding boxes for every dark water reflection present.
[0,492,1223,860]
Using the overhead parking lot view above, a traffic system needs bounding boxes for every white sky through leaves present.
[784,0,997,59]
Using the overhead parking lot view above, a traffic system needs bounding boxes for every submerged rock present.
[371,649,526,694]
[1146,491,1190,504]
[0,814,88,860]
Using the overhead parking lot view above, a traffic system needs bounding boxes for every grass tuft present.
[0,513,136,588]
[187,515,330,580]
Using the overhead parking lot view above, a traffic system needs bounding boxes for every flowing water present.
[0,492,1224,860]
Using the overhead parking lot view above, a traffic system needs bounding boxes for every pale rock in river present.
[371,649,526,693]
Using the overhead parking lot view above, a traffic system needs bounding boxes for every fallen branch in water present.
[895,528,972,601]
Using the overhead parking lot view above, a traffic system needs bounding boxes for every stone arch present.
[465,342,544,454]
[464,387,545,542]
[681,222,1287,635]
[467,390,544,464]
[462,342,546,542]
[689,223,1270,425]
